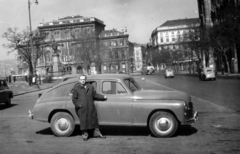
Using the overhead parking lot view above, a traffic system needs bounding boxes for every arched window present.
[45,51,51,62]
[77,65,83,74]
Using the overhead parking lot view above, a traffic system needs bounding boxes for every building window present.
[122,50,125,59]
[166,37,169,42]
[54,30,61,40]
[161,37,164,43]
[119,39,124,46]
[166,31,169,36]
[115,51,119,59]
[109,51,112,59]
[111,41,117,46]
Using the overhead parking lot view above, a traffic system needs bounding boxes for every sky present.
[0,0,198,60]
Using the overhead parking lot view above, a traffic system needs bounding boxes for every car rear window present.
[42,82,76,99]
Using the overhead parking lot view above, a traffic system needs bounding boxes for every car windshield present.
[124,78,141,92]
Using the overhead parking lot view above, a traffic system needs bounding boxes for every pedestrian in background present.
[13,76,16,82]
[72,74,107,141]
[8,75,11,84]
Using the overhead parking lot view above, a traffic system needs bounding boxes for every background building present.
[17,15,132,76]
[99,28,131,74]
[151,18,200,72]
[133,45,144,72]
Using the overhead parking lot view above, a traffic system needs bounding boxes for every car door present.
[95,80,132,126]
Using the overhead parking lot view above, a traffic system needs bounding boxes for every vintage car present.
[0,79,13,107]
[199,67,216,81]
[165,68,174,78]
[141,66,155,75]
[29,74,198,138]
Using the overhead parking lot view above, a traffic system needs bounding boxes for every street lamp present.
[28,0,39,88]
[28,0,39,75]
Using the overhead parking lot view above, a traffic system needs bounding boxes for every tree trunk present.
[233,43,239,73]
[223,52,230,75]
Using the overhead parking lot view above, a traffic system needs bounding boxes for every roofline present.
[38,20,105,30]
[99,34,129,40]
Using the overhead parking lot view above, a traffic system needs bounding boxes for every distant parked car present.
[199,67,216,81]
[0,79,13,107]
[141,66,155,75]
[29,74,198,138]
[165,68,174,78]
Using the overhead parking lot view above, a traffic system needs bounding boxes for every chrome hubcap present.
[57,118,69,131]
[156,117,171,131]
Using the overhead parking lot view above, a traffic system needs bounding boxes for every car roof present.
[57,74,132,87]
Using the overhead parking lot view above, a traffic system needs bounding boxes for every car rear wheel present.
[5,97,11,107]
[149,111,178,137]
[50,112,75,137]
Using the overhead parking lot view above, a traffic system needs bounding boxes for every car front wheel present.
[50,112,75,137]
[149,111,178,137]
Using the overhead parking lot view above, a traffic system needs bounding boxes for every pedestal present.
[52,53,60,72]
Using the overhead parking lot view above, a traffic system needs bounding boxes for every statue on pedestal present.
[52,40,60,54]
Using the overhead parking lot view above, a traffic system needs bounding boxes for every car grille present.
[185,109,195,119]
[185,102,194,119]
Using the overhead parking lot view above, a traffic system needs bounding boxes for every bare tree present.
[209,3,240,74]
[175,28,203,73]
[70,28,103,74]
[2,27,46,76]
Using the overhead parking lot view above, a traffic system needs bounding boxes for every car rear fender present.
[48,109,75,123]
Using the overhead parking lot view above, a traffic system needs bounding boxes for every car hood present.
[133,90,191,102]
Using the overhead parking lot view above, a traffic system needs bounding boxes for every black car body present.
[0,79,13,106]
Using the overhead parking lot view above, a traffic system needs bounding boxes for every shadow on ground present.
[0,104,18,110]
[35,125,198,137]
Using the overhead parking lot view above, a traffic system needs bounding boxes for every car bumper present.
[183,111,198,125]
[28,110,34,119]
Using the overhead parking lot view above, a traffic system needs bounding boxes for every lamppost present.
[28,0,39,87]
[28,0,39,75]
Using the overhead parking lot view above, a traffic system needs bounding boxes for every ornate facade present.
[99,29,131,74]
[17,15,132,76]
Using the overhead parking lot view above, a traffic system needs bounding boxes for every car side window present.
[117,83,127,94]
[102,81,116,94]
[102,81,127,95]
